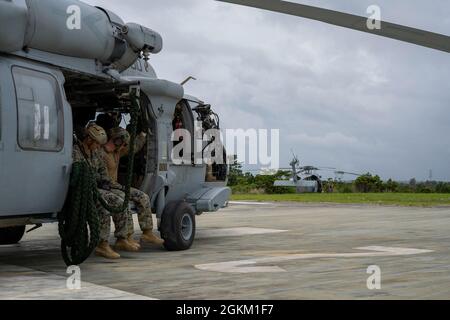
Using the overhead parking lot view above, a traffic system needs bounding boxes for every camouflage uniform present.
[73,143,129,241]
[97,189,129,240]
[111,187,154,234]
[101,132,154,233]
[102,132,147,182]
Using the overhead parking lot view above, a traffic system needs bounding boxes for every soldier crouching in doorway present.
[73,124,138,259]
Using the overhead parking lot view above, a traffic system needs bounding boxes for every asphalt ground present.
[0,202,449,300]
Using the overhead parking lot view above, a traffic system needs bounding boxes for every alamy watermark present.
[366,265,382,290]
[65,3,382,32]
[66,265,81,290]
[171,121,280,171]
[367,5,382,30]
[66,5,81,30]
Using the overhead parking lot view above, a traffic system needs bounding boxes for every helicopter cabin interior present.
[63,69,227,192]
[62,70,157,191]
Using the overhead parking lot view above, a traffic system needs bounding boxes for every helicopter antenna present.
[181,76,197,86]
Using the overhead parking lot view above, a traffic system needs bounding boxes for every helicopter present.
[0,0,449,262]
[273,153,366,193]
[274,153,336,193]
[0,0,231,258]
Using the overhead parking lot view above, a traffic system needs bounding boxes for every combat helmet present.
[86,124,108,145]
[109,127,130,146]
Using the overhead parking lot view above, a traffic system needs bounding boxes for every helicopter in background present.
[273,152,366,193]
[274,154,336,193]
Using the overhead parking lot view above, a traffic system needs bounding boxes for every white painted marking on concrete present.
[195,246,434,274]
[229,201,273,206]
[0,264,156,300]
[196,227,288,239]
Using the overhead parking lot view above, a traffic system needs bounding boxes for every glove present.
[98,180,112,191]
[111,182,126,192]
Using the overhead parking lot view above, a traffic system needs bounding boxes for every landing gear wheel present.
[0,226,26,245]
[160,202,196,251]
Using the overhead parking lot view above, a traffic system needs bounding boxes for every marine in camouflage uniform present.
[72,124,138,259]
[101,127,164,246]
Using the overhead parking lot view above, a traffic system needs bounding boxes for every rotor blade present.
[216,0,450,54]
[244,168,292,173]
[335,171,362,176]
[246,168,292,171]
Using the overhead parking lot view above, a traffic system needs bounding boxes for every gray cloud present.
[84,0,450,181]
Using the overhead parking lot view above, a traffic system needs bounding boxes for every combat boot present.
[95,241,121,259]
[127,234,141,250]
[115,238,140,252]
[141,230,165,246]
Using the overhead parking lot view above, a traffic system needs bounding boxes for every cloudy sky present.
[84,0,450,181]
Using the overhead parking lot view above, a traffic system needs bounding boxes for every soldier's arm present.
[120,132,147,158]
[98,150,124,190]
[96,151,113,183]
[98,162,123,190]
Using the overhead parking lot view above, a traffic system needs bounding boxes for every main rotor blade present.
[335,171,362,176]
[216,0,450,54]
[346,173,362,176]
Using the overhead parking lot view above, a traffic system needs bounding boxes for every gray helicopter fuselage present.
[0,0,230,228]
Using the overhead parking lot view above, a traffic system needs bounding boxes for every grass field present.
[231,193,450,207]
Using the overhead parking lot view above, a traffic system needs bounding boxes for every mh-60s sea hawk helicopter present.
[273,155,364,193]
[0,0,231,262]
[274,154,336,193]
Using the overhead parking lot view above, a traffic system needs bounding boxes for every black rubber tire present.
[160,201,196,251]
[0,226,26,245]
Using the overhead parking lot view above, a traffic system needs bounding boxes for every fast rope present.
[58,90,141,266]
[58,161,100,266]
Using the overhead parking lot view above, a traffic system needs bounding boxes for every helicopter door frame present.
[0,58,72,217]
[172,99,196,166]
